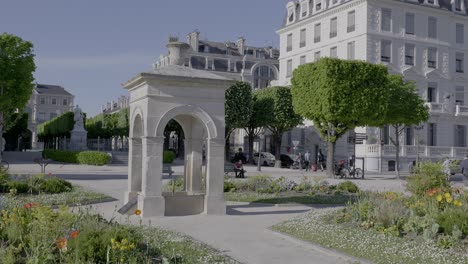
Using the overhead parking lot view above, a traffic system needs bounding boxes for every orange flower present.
[135,209,142,216]
[23,203,40,209]
[56,237,68,250]
[70,230,79,239]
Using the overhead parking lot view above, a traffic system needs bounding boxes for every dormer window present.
[315,0,323,12]
[424,0,438,5]
[287,2,296,24]
[456,0,462,11]
[453,0,465,12]
[300,0,309,18]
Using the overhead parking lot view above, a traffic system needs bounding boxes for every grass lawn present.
[272,208,468,264]
[224,191,357,205]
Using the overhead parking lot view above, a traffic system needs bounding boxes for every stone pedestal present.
[70,130,87,150]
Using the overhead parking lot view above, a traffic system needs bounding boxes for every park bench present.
[224,163,245,178]
[163,164,174,177]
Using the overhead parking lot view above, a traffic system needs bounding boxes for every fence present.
[40,136,129,152]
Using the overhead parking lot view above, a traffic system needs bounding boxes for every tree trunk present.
[274,133,282,168]
[0,112,3,161]
[248,132,255,164]
[225,135,230,161]
[395,127,401,179]
[326,141,335,178]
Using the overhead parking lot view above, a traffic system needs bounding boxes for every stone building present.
[278,0,468,171]
[101,95,130,114]
[25,84,74,149]
[154,31,280,156]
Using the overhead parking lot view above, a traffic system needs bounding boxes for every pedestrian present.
[317,149,325,172]
[459,154,468,189]
[297,152,303,172]
[304,151,310,172]
[234,160,245,178]
[442,157,451,181]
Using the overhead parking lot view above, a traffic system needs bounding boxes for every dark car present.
[280,154,295,168]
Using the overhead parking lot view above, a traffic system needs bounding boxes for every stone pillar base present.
[204,195,226,215]
[124,191,139,204]
[138,195,165,217]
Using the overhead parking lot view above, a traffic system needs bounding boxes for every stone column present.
[187,138,203,194]
[205,138,226,215]
[31,130,37,150]
[138,136,165,217]
[125,137,142,203]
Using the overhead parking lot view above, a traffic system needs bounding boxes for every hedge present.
[163,151,175,164]
[38,112,86,141]
[43,150,110,166]
[86,108,129,139]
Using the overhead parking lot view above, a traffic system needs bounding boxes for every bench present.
[163,164,174,177]
[224,163,245,178]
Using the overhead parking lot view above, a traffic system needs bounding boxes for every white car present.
[253,152,276,166]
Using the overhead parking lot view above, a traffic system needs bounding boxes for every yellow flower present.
[446,197,453,203]
[454,200,463,207]
[444,192,451,198]
[135,209,142,216]
[436,195,443,202]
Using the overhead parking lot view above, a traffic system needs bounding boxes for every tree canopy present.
[255,86,303,165]
[86,108,129,138]
[38,112,75,140]
[0,33,36,138]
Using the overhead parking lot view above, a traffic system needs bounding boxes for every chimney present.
[237,37,246,55]
[187,30,200,51]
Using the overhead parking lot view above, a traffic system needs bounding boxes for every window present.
[51,98,56,105]
[405,44,415,65]
[314,51,321,61]
[427,123,437,146]
[38,112,46,123]
[381,9,392,32]
[406,127,414,145]
[63,99,68,106]
[330,47,337,58]
[381,40,391,62]
[330,17,337,38]
[427,83,437,102]
[455,0,463,11]
[456,23,464,44]
[300,56,306,65]
[347,11,356,32]
[40,97,45,104]
[301,1,308,17]
[286,59,293,77]
[316,1,322,11]
[300,29,306,48]
[405,13,415,35]
[428,48,437,68]
[456,86,465,105]
[287,34,293,52]
[314,23,321,43]
[347,41,355,60]
[456,52,464,73]
[428,17,437,39]
[455,125,466,147]
[50,113,57,120]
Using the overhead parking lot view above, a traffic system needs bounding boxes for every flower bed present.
[273,162,468,264]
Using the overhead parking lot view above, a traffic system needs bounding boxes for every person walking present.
[297,152,303,172]
[459,154,468,189]
[317,149,325,172]
[304,151,310,172]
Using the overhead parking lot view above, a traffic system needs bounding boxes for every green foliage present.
[3,112,28,149]
[406,162,451,196]
[5,180,29,193]
[37,112,75,140]
[0,33,36,131]
[163,150,175,164]
[436,209,468,237]
[40,178,73,194]
[77,151,111,166]
[225,82,253,133]
[255,86,303,159]
[337,181,360,193]
[224,181,236,192]
[86,108,129,138]
[43,149,79,163]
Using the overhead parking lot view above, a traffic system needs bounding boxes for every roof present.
[283,0,468,28]
[198,40,279,59]
[35,84,73,96]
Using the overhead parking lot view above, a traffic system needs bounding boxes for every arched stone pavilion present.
[122,65,236,217]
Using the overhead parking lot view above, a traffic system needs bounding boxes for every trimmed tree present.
[0,33,36,157]
[386,75,429,179]
[291,58,390,177]
[255,86,303,167]
[243,93,274,163]
[225,82,252,160]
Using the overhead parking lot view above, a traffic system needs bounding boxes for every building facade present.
[26,84,74,149]
[278,0,468,171]
[101,95,130,114]
[154,31,280,155]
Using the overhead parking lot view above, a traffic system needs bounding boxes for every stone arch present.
[155,105,217,140]
[130,107,145,138]
[250,63,279,89]
[125,110,145,204]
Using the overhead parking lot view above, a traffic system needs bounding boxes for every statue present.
[73,105,84,131]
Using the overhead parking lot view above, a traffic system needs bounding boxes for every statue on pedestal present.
[70,105,87,150]
[73,105,85,131]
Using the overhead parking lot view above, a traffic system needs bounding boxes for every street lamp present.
[414,123,425,170]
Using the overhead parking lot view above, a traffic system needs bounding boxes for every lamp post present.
[414,123,425,170]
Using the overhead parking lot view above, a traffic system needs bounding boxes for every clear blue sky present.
[0,0,288,116]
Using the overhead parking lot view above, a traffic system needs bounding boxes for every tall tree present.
[225,82,252,160]
[386,75,429,179]
[243,93,273,163]
[291,58,390,177]
[256,86,303,167]
[0,33,36,157]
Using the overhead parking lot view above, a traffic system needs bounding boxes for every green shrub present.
[224,181,236,192]
[40,178,73,194]
[371,199,409,229]
[163,177,184,192]
[77,151,110,165]
[436,208,468,237]
[0,169,10,192]
[163,151,175,164]
[5,181,29,193]
[337,181,360,193]
[247,175,271,193]
[43,149,79,163]
[406,162,451,196]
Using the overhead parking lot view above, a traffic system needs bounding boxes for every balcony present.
[357,144,468,159]
[424,102,445,114]
[455,105,468,116]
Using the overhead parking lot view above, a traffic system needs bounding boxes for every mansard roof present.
[198,40,279,59]
[35,84,73,96]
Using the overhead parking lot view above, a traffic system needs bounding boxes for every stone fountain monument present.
[70,105,87,150]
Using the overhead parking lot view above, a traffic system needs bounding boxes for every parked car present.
[253,152,276,167]
[280,154,294,168]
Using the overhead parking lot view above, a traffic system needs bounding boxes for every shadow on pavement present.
[227,207,310,216]
[57,174,128,180]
